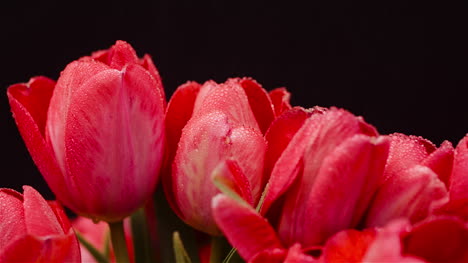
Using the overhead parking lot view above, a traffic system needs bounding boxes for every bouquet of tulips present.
[2,41,467,263]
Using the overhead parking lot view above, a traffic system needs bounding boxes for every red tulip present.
[261,107,390,247]
[164,78,283,235]
[0,186,80,262]
[7,41,166,222]
[364,134,453,227]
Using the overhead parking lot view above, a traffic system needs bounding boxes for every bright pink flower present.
[260,107,390,247]
[73,217,134,263]
[321,216,468,263]
[364,134,453,227]
[164,78,284,235]
[7,41,166,222]
[0,186,80,262]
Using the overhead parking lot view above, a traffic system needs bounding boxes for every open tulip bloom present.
[3,41,468,263]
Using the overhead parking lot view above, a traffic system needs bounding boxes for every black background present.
[0,1,466,199]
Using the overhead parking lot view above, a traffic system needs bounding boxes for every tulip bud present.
[7,41,166,222]
[164,78,279,235]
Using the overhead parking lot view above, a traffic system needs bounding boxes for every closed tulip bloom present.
[164,78,281,235]
[0,186,80,262]
[7,41,166,222]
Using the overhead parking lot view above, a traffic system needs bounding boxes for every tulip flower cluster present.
[2,40,468,263]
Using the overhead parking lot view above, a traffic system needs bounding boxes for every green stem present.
[109,220,130,263]
[210,236,228,263]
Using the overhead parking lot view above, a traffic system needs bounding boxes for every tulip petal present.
[365,165,447,227]
[383,133,436,182]
[268,87,292,117]
[261,113,323,215]
[165,81,202,161]
[23,186,64,236]
[46,59,110,196]
[278,135,389,246]
[0,189,26,249]
[63,64,165,221]
[449,135,468,201]
[163,81,202,218]
[421,140,454,188]
[403,216,468,263]
[94,40,139,70]
[238,78,275,134]
[192,80,260,131]
[7,78,70,205]
[140,54,166,105]
[212,194,283,261]
[263,107,321,189]
[322,229,376,263]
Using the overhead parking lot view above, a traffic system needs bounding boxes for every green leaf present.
[131,208,153,263]
[173,232,193,263]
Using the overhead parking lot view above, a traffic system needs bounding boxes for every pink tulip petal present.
[46,59,110,198]
[238,78,275,134]
[7,77,55,136]
[163,81,202,218]
[421,140,454,188]
[139,54,166,106]
[64,64,165,221]
[322,229,376,263]
[95,40,139,70]
[263,107,314,188]
[192,80,260,131]
[0,189,26,249]
[212,194,283,261]
[403,216,468,263]
[283,243,316,263]
[165,81,202,159]
[449,135,468,201]
[47,201,71,233]
[383,133,436,182]
[269,87,292,116]
[365,165,447,227]
[250,248,286,263]
[7,78,70,205]
[23,186,64,236]
[261,113,323,215]
[279,135,389,246]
